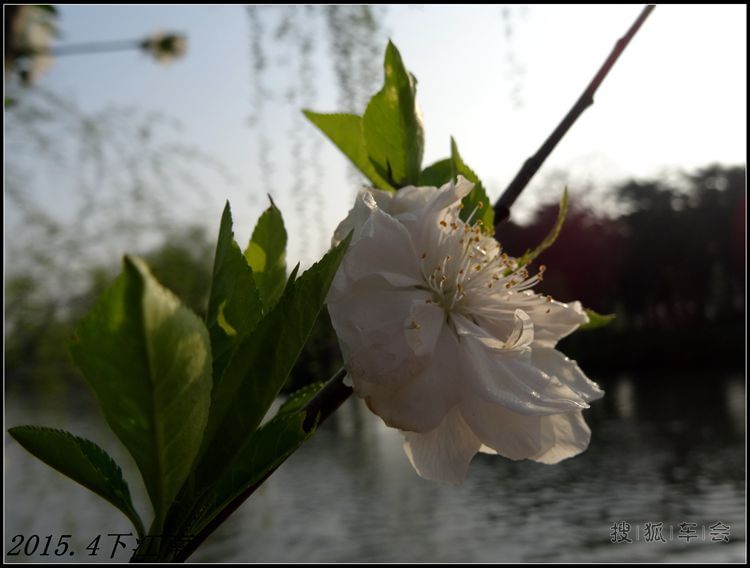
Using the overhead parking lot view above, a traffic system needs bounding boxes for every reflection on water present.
[5,374,746,563]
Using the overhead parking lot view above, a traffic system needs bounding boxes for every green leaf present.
[518,188,569,266]
[4,97,16,109]
[418,158,452,187]
[163,237,350,542]
[69,256,212,532]
[362,41,424,187]
[302,111,395,191]
[8,426,145,537]
[419,144,495,231]
[276,381,326,417]
[168,382,326,549]
[194,235,351,489]
[208,203,264,390]
[451,138,494,230]
[579,309,616,331]
[244,197,288,309]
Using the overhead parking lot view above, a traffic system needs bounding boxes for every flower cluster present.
[328,177,603,484]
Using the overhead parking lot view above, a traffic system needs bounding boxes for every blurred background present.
[4,5,745,563]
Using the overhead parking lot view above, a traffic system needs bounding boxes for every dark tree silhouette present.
[496,164,745,372]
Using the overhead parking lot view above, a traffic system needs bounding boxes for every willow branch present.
[493,4,655,228]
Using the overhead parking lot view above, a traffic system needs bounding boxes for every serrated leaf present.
[451,138,493,230]
[208,203,264,389]
[286,263,300,289]
[166,382,326,553]
[9,426,145,537]
[303,111,395,191]
[418,158,452,187]
[579,309,616,331]
[244,197,288,309]
[162,236,351,543]
[362,41,424,187]
[518,188,569,266]
[194,235,350,489]
[69,256,212,532]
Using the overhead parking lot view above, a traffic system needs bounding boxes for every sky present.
[7,4,747,268]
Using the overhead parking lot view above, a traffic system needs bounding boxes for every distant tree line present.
[496,164,745,373]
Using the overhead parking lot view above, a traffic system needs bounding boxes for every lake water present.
[5,373,745,563]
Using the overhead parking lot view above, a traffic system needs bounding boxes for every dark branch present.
[493,4,655,229]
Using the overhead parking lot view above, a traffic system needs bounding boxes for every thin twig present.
[493,4,655,229]
[12,39,141,58]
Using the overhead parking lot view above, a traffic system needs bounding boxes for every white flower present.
[328,177,604,484]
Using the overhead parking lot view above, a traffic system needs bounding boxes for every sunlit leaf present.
[451,138,493,230]
[69,256,212,531]
[244,197,288,309]
[418,158,452,187]
[163,236,351,541]
[208,203,263,389]
[302,111,394,191]
[362,41,424,187]
[195,235,350,486]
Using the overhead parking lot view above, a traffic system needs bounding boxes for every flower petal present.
[334,195,424,289]
[397,177,475,253]
[332,187,395,247]
[525,299,588,347]
[393,175,474,218]
[402,406,481,485]
[462,396,593,464]
[530,346,604,402]
[329,283,433,386]
[403,300,446,359]
[454,314,589,415]
[359,325,461,432]
[529,411,592,464]
[460,395,544,460]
